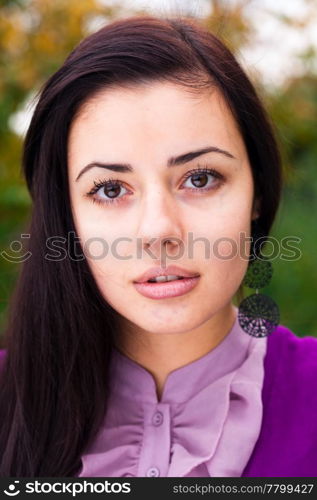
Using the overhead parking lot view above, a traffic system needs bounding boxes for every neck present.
[115,302,237,401]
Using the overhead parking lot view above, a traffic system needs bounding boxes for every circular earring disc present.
[238,293,280,337]
[243,259,273,289]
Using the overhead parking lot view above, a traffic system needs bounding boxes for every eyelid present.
[86,176,126,195]
[180,164,224,184]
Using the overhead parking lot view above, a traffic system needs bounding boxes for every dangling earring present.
[238,222,280,337]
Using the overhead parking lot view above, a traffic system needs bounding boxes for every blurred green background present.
[0,0,316,340]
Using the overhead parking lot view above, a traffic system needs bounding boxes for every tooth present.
[155,276,169,282]
[148,275,182,283]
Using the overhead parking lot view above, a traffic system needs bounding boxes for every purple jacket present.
[242,324,317,477]
[0,324,316,477]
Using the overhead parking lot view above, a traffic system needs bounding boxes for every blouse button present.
[152,410,163,426]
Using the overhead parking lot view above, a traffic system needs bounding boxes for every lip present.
[133,265,200,284]
[133,276,200,300]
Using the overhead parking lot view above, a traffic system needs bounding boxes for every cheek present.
[70,205,132,294]
[71,200,126,256]
[195,193,252,294]
[191,197,253,260]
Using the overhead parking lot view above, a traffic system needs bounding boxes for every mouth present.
[133,275,200,300]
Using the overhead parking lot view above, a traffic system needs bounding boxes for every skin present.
[68,81,260,401]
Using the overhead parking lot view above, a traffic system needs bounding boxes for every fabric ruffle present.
[167,341,265,477]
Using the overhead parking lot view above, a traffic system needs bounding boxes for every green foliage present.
[266,74,317,336]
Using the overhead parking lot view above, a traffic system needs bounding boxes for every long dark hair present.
[0,14,282,476]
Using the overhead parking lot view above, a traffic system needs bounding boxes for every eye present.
[180,166,224,192]
[85,177,130,206]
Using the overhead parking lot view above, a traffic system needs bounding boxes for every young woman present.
[0,14,316,478]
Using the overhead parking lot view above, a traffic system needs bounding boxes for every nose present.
[136,186,184,258]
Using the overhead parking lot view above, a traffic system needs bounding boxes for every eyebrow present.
[75,146,235,182]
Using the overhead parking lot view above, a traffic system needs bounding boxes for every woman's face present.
[68,81,259,335]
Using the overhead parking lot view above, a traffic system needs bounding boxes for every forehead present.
[68,81,246,164]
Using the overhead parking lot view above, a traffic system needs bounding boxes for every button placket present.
[137,403,170,477]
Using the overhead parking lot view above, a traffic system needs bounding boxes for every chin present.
[137,317,202,335]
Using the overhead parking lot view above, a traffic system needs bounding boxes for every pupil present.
[192,173,208,188]
[105,184,120,198]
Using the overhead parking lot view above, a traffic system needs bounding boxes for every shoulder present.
[264,324,317,398]
[266,324,317,371]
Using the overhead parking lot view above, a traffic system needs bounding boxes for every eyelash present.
[85,165,225,207]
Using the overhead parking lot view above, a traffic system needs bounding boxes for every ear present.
[251,197,261,220]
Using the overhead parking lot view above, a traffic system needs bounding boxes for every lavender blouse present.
[77,306,267,477]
